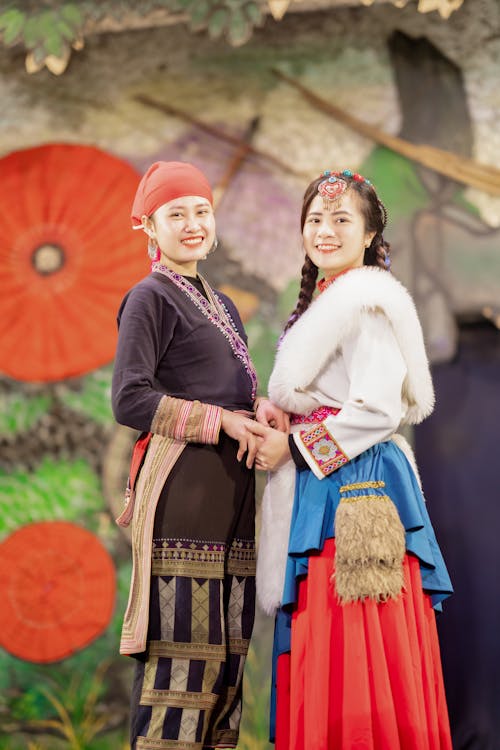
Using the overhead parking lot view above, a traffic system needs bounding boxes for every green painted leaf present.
[56,17,79,42]
[208,8,228,39]
[226,7,252,46]
[23,15,44,49]
[60,3,84,27]
[1,8,25,45]
[39,13,65,58]
[0,8,24,31]
[46,32,65,58]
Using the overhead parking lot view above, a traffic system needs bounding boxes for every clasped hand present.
[221,399,291,470]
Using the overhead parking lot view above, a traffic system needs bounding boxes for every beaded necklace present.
[152,262,258,400]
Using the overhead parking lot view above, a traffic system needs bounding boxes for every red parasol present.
[0,521,116,663]
[0,144,148,382]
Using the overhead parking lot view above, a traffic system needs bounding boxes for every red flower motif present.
[0,144,148,382]
[318,178,348,201]
[0,521,116,663]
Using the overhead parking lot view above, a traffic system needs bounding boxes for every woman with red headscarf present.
[112,161,282,750]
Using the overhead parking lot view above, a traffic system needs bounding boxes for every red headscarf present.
[131,161,213,226]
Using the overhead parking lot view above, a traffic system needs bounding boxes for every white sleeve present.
[293,311,407,479]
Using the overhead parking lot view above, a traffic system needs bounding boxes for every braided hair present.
[284,173,389,333]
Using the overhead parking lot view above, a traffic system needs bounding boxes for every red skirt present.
[275,539,452,750]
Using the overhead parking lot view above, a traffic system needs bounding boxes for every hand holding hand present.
[221,410,267,468]
[255,398,290,432]
[253,425,291,472]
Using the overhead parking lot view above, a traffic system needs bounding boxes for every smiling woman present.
[253,169,454,750]
[132,162,217,275]
[111,161,286,750]
[147,195,215,272]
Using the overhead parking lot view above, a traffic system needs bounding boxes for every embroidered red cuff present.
[298,422,348,477]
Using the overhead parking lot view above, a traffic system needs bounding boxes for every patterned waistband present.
[290,405,340,426]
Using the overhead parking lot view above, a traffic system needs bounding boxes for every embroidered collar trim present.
[151,262,258,399]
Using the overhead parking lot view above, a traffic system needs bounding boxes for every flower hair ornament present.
[318,169,373,210]
[319,169,389,230]
[318,173,348,210]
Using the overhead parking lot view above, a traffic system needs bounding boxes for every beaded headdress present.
[317,169,372,210]
[318,169,387,230]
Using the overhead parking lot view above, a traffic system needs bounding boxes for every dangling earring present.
[147,237,160,261]
[209,237,218,255]
[202,237,218,260]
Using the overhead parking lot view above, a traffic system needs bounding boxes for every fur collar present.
[268,267,434,424]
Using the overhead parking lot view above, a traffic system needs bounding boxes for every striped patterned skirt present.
[130,434,256,750]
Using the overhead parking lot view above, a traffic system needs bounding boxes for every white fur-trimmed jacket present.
[256,266,434,615]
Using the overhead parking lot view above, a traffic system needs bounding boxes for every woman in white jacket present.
[254,170,453,750]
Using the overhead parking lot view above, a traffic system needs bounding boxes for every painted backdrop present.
[1,2,499,748]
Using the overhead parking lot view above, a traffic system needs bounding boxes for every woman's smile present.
[316,242,341,253]
[146,194,216,275]
[303,191,374,277]
[181,235,205,247]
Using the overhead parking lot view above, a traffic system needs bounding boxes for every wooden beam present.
[273,68,500,197]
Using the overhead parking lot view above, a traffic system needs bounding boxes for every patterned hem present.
[152,537,256,579]
[137,739,203,749]
[134,537,255,748]
[204,729,239,747]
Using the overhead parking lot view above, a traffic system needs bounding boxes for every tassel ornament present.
[333,488,406,603]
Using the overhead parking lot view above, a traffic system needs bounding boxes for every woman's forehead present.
[307,189,361,215]
[157,195,212,211]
